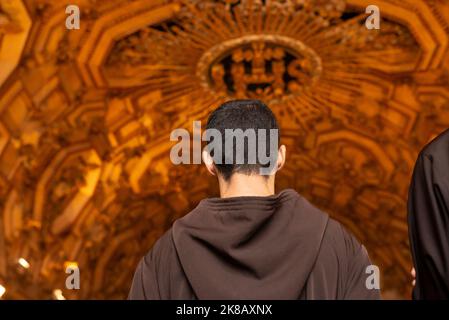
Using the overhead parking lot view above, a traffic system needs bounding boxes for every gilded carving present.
[0,0,449,299]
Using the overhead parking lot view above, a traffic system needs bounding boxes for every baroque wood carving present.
[1,0,449,299]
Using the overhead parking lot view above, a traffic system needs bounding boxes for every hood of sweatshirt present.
[172,189,329,299]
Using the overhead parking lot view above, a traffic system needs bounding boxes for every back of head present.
[205,99,280,180]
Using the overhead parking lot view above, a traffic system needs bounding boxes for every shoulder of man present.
[128,229,174,300]
[143,228,175,265]
[322,218,381,300]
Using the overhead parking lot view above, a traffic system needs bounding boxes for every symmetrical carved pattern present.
[1,0,449,299]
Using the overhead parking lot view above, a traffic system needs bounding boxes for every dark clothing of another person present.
[129,189,380,299]
[408,129,449,299]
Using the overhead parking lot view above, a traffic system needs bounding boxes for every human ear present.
[277,145,286,171]
[202,149,216,176]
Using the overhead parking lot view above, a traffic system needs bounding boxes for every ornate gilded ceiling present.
[0,0,449,299]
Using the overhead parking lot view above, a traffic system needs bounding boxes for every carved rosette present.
[196,35,323,101]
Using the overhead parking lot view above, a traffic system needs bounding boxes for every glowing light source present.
[0,285,5,298]
[53,289,66,300]
[64,261,78,270]
[18,258,30,269]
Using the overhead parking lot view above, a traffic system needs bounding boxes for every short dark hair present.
[205,99,280,181]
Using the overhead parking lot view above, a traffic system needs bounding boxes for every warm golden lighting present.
[18,258,30,269]
[0,285,5,299]
[63,261,78,270]
[0,0,448,300]
[53,289,66,300]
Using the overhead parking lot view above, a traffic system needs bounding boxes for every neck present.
[218,173,275,198]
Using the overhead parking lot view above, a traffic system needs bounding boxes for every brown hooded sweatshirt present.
[128,189,380,299]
